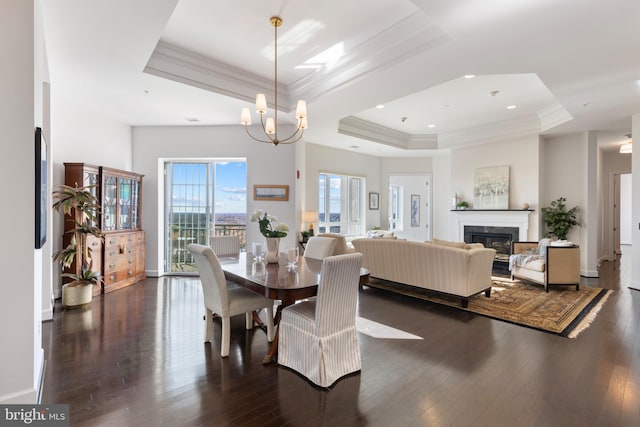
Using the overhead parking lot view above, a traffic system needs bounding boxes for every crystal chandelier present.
[240,16,308,146]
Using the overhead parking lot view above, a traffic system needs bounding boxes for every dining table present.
[219,252,369,364]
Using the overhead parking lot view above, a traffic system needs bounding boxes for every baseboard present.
[629,280,640,291]
[41,306,53,321]
[145,270,161,277]
[581,268,599,278]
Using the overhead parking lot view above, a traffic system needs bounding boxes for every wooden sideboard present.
[64,163,146,294]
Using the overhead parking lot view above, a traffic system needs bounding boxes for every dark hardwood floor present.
[42,247,640,426]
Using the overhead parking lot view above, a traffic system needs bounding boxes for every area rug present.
[366,277,611,338]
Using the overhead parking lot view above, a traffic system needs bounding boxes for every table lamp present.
[302,211,319,236]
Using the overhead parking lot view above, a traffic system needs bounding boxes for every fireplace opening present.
[464,226,519,274]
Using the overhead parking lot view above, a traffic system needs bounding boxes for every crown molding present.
[338,116,438,150]
[438,114,542,149]
[143,12,450,112]
[144,41,295,112]
[289,13,450,103]
[538,102,573,132]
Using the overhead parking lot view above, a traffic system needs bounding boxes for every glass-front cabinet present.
[64,163,145,294]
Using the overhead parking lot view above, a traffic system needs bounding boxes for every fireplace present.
[464,226,519,274]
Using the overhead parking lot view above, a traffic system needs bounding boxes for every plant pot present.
[62,280,93,309]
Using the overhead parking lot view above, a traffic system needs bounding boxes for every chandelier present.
[240,16,308,146]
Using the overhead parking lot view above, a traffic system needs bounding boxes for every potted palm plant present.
[541,197,580,241]
[52,184,104,308]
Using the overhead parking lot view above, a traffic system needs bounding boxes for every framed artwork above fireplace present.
[474,165,509,209]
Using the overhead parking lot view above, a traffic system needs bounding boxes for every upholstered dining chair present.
[303,236,337,260]
[187,244,274,357]
[278,253,364,388]
[210,235,241,258]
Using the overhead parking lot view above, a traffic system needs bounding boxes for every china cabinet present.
[63,163,145,294]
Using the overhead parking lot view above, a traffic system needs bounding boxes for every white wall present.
[431,152,452,239]
[448,135,541,240]
[631,113,640,290]
[0,0,43,404]
[542,132,599,276]
[620,174,632,245]
[50,93,132,296]
[304,143,381,232]
[133,125,297,276]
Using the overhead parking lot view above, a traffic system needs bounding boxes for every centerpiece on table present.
[250,209,289,263]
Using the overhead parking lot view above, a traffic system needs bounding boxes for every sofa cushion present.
[518,258,546,272]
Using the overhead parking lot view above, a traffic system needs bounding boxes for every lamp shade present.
[240,107,252,125]
[255,94,267,114]
[302,211,319,223]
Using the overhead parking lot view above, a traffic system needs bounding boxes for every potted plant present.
[52,184,104,308]
[456,200,470,210]
[300,230,311,243]
[541,197,580,241]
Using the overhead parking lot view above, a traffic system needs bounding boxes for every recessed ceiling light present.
[506,105,517,110]
[185,117,200,122]
[428,124,435,128]
[349,145,360,149]
[464,74,475,79]
[376,104,384,109]
[490,90,499,97]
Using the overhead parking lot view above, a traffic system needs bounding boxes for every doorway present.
[387,174,431,241]
[164,160,247,273]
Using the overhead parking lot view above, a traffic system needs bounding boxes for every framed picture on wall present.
[253,184,289,201]
[35,127,47,249]
[411,194,420,227]
[369,192,379,210]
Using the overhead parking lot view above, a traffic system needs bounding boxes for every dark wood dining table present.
[220,252,368,364]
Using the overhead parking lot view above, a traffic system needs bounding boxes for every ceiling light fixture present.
[428,124,435,128]
[620,134,632,153]
[506,105,517,110]
[376,104,385,109]
[464,74,475,79]
[240,16,307,146]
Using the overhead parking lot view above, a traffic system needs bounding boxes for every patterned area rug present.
[366,277,611,338]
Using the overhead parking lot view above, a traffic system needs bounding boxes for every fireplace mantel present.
[451,210,532,241]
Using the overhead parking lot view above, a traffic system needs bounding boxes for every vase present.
[265,237,280,264]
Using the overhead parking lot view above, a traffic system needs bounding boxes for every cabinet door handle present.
[109,263,115,268]
[109,275,115,281]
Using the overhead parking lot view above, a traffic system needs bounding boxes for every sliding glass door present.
[164,161,246,273]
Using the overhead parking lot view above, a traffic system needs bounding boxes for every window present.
[389,185,402,230]
[318,173,363,236]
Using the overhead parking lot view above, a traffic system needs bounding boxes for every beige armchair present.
[510,241,580,292]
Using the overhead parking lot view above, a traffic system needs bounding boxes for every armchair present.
[510,240,580,292]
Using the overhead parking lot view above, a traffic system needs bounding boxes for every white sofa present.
[351,238,496,307]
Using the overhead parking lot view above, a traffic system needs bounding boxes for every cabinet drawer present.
[103,268,136,285]
[104,255,136,274]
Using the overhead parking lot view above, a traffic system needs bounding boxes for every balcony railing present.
[170,223,247,273]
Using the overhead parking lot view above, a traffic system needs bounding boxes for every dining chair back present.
[278,253,363,387]
[210,235,241,258]
[187,244,274,357]
[303,236,337,260]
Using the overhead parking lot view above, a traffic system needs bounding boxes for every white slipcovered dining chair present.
[187,244,274,357]
[210,235,240,258]
[278,253,364,387]
[303,236,337,260]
